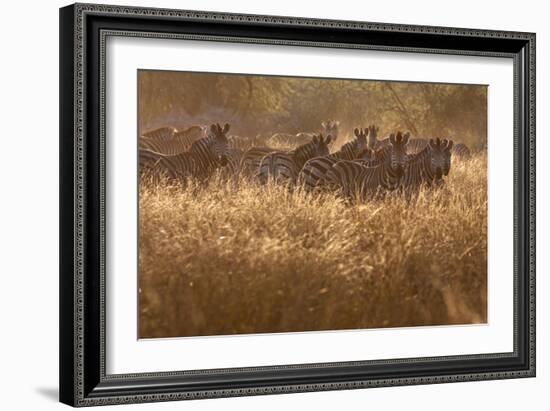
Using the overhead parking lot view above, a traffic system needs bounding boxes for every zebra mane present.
[370,146,392,165]
[291,139,319,163]
[332,139,359,160]
[342,139,358,151]
[401,145,436,189]
[407,145,431,164]
[183,125,203,134]
[189,135,213,153]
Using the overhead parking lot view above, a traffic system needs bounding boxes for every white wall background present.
[0,0,545,409]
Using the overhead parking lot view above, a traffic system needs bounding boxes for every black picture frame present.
[59,3,536,407]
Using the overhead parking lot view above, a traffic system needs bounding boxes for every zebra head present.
[428,137,451,180]
[353,128,368,154]
[208,123,231,166]
[358,147,375,162]
[321,120,340,143]
[366,124,380,149]
[311,133,332,157]
[389,131,410,176]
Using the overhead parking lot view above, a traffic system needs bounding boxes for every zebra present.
[366,124,398,151]
[442,139,453,176]
[402,138,453,194]
[405,138,428,155]
[405,138,467,158]
[141,126,177,140]
[139,125,207,155]
[239,146,281,176]
[325,131,410,202]
[154,123,231,181]
[268,120,340,148]
[154,151,196,180]
[297,127,368,191]
[258,134,332,185]
[356,145,388,166]
[451,142,471,159]
[227,134,264,152]
[218,147,245,180]
[365,124,381,149]
[358,130,411,164]
[172,125,207,147]
[366,124,414,152]
[323,120,340,146]
[139,148,167,176]
[296,120,340,146]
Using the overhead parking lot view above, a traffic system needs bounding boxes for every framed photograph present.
[59,3,535,407]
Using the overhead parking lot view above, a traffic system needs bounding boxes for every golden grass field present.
[138,154,487,338]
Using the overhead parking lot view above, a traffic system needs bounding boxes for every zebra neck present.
[292,143,316,169]
[333,142,356,160]
[190,138,218,174]
[410,148,435,183]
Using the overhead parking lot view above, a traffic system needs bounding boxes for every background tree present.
[139,70,487,150]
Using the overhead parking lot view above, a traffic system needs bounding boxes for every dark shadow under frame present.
[59,3,535,407]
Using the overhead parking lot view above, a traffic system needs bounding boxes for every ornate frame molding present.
[60,3,535,407]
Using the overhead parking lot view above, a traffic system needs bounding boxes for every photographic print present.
[60,6,535,404]
[138,70,488,339]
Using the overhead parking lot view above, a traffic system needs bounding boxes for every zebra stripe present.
[154,123,231,181]
[156,152,196,180]
[443,140,453,176]
[219,148,244,179]
[321,120,340,146]
[141,126,177,140]
[325,156,402,202]
[227,135,264,152]
[325,131,410,201]
[139,148,166,174]
[268,120,340,148]
[270,133,311,148]
[139,125,207,155]
[258,134,332,185]
[451,143,471,159]
[405,138,428,155]
[356,145,391,167]
[402,138,453,193]
[239,146,280,176]
[298,156,341,190]
[298,127,367,191]
[365,124,392,150]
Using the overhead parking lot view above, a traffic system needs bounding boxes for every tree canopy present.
[139,70,487,150]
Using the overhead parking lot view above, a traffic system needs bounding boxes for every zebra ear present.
[313,134,319,144]
[429,138,435,149]
[223,123,230,134]
[354,128,360,138]
[446,140,454,151]
[403,132,410,144]
[325,135,332,145]
[210,124,217,134]
[364,127,369,137]
[321,121,327,129]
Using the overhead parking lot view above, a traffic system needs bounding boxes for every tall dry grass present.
[139,154,487,338]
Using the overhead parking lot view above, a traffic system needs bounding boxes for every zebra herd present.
[139,121,472,202]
